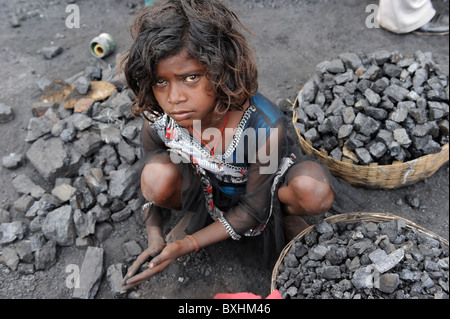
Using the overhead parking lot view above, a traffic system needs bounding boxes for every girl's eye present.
[185,75,201,83]
[154,79,167,87]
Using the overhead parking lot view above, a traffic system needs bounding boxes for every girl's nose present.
[167,84,187,105]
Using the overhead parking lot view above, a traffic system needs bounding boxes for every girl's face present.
[153,49,217,128]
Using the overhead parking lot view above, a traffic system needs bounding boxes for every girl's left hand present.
[121,239,191,290]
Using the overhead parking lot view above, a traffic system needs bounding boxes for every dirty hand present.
[121,239,192,290]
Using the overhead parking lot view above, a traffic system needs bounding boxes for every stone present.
[422,139,442,154]
[1,247,20,270]
[73,132,103,157]
[12,174,46,199]
[372,50,391,65]
[315,220,334,234]
[364,88,381,106]
[13,194,35,213]
[52,184,77,202]
[0,221,26,245]
[283,253,299,268]
[354,113,380,136]
[111,206,133,223]
[376,273,400,294]
[2,153,23,169]
[73,76,91,95]
[342,107,356,124]
[72,247,104,299]
[26,137,81,183]
[355,148,372,165]
[34,240,57,270]
[408,107,428,124]
[326,59,346,74]
[94,222,114,242]
[389,107,409,123]
[42,46,63,59]
[83,168,108,195]
[71,113,93,131]
[100,125,122,145]
[60,126,77,143]
[338,52,363,70]
[286,286,298,298]
[304,127,320,142]
[117,140,137,165]
[360,65,382,81]
[393,128,412,147]
[334,69,354,85]
[317,266,341,280]
[89,204,111,223]
[25,116,54,142]
[107,263,126,296]
[123,240,142,262]
[369,248,405,273]
[42,205,76,246]
[110,90,133,116]
[72,177,96,211]
[73,209,96,238]
[371,77,390,94]
[376,130,394,145]
[121,125,138,141]
[38,193,61,212]
[308,245,329,260]
[15,240,34,263]
[352,266,376,289]
[108,168,139,201]
[74,97,95,114]
[0,208,11,224]
[384,85,409,103]
[383,63,403,78]
[369,142,387,159]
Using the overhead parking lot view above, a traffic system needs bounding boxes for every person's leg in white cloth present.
[377,0,436,34]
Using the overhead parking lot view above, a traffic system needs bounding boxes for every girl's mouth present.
[170,111,194,121]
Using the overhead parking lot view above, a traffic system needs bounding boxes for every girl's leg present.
[277,161,335,240]
[141,153,183,210]
[141,153,191,245]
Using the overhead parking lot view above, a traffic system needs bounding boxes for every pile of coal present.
[275,218,449,299]
[0,60,148,297]
[294,50,449,165]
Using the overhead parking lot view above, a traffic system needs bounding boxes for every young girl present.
[121,0,358,290]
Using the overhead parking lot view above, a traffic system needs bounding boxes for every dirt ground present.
[0,0,448,299]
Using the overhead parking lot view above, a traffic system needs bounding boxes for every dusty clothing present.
[377,0,436,34]
[139,93,360,264]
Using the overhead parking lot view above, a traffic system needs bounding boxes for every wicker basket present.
[293,92,449,189]
[271,212,449,293]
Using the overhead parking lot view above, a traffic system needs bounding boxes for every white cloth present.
[377,0,436,33]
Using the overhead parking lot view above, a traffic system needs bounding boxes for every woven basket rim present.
[270,212,449,293]
[292,91,449,189]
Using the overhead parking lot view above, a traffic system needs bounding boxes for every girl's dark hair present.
[121,0,258,120]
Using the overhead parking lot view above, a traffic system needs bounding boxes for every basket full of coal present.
[271,212,449,299]
[293,50,449,189]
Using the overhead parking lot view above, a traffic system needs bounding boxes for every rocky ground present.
[0,0,448,300]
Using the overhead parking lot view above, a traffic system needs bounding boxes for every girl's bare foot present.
[165,211,194,243]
